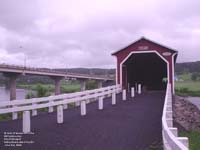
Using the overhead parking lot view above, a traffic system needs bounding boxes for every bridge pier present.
[80,79,86,91]
[75,79,87,106]
[97,80,103,88]
[3,72,21,100]
[51,76,64,95]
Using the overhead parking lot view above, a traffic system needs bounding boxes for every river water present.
[0,87,31,102]
[187,97,200,110]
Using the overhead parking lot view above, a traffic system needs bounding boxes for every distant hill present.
[175,61,200,75]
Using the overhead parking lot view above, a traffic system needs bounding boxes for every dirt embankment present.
[173,96,200,131]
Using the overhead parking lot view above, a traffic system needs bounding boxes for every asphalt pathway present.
[0,91,165,150]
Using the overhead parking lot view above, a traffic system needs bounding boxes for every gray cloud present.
[0,0,199,68]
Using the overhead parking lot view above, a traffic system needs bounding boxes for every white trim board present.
[172,53,177,94]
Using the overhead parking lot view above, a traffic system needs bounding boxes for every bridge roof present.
[111,37,178,56]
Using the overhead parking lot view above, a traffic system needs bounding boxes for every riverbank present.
[17,82,81,94]
[0,87,32,101]
[173,96,200,150]
[0,82,80,102]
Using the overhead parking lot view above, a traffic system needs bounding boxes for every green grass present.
[0,112,23,121]
[0,113,12,121]
[175,81,200,91]
[61,84,80,93]
[175,81,200,97]
[179,131,200,150]
[175,73,200,97]
[18,84,54,91]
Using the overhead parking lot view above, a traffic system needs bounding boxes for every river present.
[187,97,200,110]
[0,87,31,102]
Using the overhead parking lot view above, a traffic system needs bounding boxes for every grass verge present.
[175,81,200,97]
[179,131,200,150]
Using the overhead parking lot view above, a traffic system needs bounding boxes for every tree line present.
[175,61,200,75]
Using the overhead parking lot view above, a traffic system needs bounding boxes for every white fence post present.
[75,101,80,106]
[166,118,173,127]
[177,137,189,148]
[138,84,141,94]
[166,111,173,119]
[23,111,30,133]
[95,91,100,101]
[81,101,86,116]
[63,104,68,109]
[135,83,137,92]
[32,103,37,116]
[57,105,63,124]
[86,99,90,104]
[12,106,18,120]
[49,100,54,113]
[12,112,18,120]
[32,109,37,116]
[131,87,135,98]
[128,83,130,92]
[112,92,116,105]
[122,89,126,101]
[169,127,178,137]
[98,97,103,110]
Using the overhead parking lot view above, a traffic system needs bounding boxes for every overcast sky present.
[0,0,199,68]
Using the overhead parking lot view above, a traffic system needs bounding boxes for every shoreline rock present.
[173,96,200,132]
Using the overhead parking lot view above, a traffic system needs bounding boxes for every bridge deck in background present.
[0,91,165,150]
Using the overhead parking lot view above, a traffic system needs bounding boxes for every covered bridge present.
[112,37,178,94]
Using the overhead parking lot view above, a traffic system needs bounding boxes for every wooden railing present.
[0,85,122,133]
[162,84,189,150]
[1,83,190,150]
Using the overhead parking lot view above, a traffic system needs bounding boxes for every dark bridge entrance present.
[124,52,167,91]
[112,37,178,93]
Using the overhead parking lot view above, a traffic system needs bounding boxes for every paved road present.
[0,91,165,150]
[187,97,200,110]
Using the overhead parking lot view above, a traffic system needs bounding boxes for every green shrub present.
[0,113,12,121]
[191,72,200,81]
[86,80,98,90]
[35,84,50,97]
[179,87,189,93]
[60,84,80,93]
[25,92,36,99]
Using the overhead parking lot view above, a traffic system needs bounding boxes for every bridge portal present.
[112,37,178,93]
[125,53,167,90]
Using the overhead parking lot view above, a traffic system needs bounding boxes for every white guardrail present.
[162,84,189,150]
[0,85,122,133]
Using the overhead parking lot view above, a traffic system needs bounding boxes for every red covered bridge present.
[112,37,178,94]
[0,37,189,150]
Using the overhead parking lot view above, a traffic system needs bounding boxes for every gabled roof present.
[111,37,178,56]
